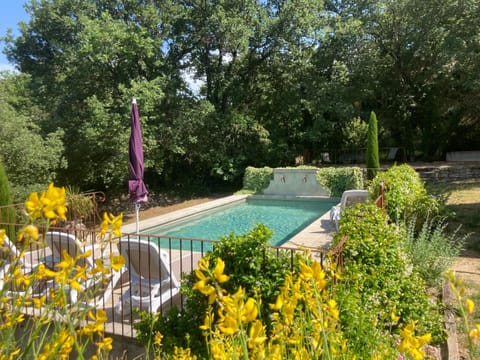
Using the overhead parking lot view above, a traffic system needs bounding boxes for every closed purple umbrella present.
[129,98,148,233]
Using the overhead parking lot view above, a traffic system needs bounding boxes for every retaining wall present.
[413,162,480,183]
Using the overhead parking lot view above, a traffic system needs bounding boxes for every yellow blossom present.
[110,254,125,272]
[96,337,113,352]
[241,298,258,323]
[391,311,400,323]
[469,324,480,341]
[99,212,123,237]
[25,183,67,222]
[200,310,214,331]
[17,225,40,244]
[154,332,163,346]
[466,298,475,314]
[213,258,230,283]
[248,320,267,349]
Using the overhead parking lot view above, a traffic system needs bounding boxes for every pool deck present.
[121,194,338,253]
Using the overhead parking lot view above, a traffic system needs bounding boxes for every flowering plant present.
[0,183,124,359]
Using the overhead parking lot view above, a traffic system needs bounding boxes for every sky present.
[0,1,29,71]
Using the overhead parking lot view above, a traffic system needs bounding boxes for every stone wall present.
[263,168,330,196]
[413,163,480,183]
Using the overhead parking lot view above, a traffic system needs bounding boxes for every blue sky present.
[0,2,29,71]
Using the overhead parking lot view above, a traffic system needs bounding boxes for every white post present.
[135,203,141,234]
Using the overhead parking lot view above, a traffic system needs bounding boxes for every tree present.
[0,72,66,201]
[366,111,380,180]
[0,161,15,241]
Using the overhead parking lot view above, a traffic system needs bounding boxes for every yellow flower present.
[154,332,163,346]
[218,313,239,335]
[99,212,123,237]
[110,254,125,272]
[32,295,47,309]
[200,310,214,331]
[17,225,39,244]
[198,257,210,271]
[466,298,475,314]
[241,298,258,323]
[25,183,67,222]
[469,324,480,341]
[391,311,400,323]
[213,258,230,283]
[96,337,113,352]
[270,294,284,311]
[298,260,313,279]
[0,229,5,245]
[248,320,267,349]
[193,280,216,304]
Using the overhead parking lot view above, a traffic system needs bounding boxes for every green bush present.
[242,166,273,193]
[369,164,440,224]
[0,161,15,241]
[365,111,380,180]
[404,216,466,289]
[134,224,294,355]
[334,203,446,343]
[316,167,364,197]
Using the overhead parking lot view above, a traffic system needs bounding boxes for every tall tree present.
[366,111,380,180]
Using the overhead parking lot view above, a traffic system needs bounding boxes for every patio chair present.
[329,190,370,231]
[45,231,124,308]
[115,237,180,316]
[0,235,47,297]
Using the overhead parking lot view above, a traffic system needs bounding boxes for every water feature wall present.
[262,168,329,196]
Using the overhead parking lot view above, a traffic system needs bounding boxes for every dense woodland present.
[0,0,479,198]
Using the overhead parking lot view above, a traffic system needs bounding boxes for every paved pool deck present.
[121,194,339,253]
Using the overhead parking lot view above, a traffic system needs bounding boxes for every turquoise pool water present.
[143,198,335,250]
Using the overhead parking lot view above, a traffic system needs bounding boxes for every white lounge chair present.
[330,190,370,231]
[45,231,124,308]
[115,237,180,316]
[0,235,46,297]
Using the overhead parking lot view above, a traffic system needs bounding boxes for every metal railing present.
[1,224,329,338]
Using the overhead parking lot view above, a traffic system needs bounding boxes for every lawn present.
[429,181,480,358]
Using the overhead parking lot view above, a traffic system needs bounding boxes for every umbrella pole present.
[135,203,141,234]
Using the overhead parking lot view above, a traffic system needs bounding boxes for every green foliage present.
[0,73,67,198]
[334,203,446,343]
[0,162,15,240]
[65,187,95,223]
[404,216,466,289]
[134,224,293,355]
[366,111,380,180]
[316,167,364,197]
[242,166,273,193]
[369,164,440,224]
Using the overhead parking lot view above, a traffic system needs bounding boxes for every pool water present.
[143,198,334,250]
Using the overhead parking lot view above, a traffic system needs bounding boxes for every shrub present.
[242,166,273,193]
[365,111,380,180]
[135,224,293,355]
[316,167,364,197]
[334,203,445,343]
[0,161,15,240]
[404,216,466,289]
[369,164,440,224]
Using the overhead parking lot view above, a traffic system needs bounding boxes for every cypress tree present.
[0,161,16,241]
[366,111,380,180]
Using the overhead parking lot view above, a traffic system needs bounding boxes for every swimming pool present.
[143,197,335,250]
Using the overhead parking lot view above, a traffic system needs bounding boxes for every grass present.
[428,181,480,357]
[428,181,480,252]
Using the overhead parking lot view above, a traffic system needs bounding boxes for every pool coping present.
[121,194,340,251]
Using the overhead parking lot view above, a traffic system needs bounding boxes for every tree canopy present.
[2,0,479,193]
